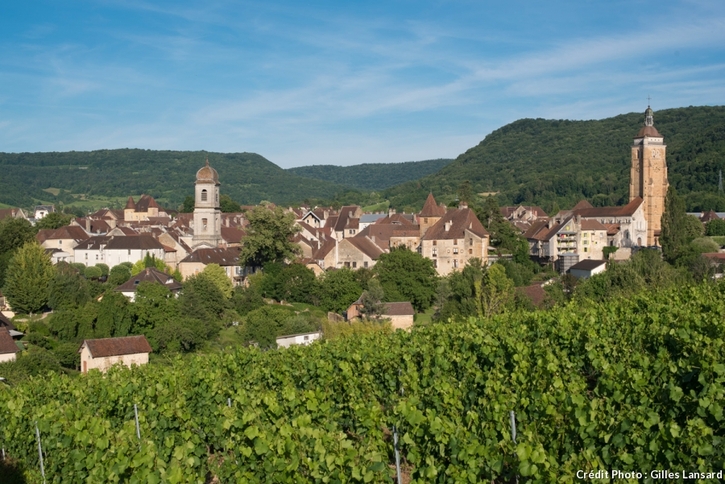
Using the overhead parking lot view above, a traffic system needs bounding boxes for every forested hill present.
[286,158,453,191]
[0,150,348,209]
[383,105,725,213]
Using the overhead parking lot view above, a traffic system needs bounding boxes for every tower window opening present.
[201,189,208,202]
[202,218,208,230]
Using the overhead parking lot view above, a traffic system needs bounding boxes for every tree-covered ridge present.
[383,105,725,213]
[0,150,347,209]
[286,158,453,191]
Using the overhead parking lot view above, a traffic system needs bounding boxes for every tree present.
[132,282,178,333]
[374,246,437,312]
[108,264,132,286]
[3,242,55,314]
[35,212,73,230]
[220,194,241,213]
[96,290,133,338]
[660,186,690,263]
[84,265,103,280]
[0,218,36,254]
[242,305,296,348]
[47,267,91,310]
[240,206,300,267]
[179,273,228,322]
[200,263,234,298]
[131,254,167,275]
[475,196,520,250]
[474,263,514,318]
[705,219,725,236]
[181,195,195,213]
[358,279,386,320]
[317,268,362,313]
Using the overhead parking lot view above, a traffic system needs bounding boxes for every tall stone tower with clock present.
[630,105,668,247]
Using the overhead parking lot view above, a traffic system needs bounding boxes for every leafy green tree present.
[277,263,318,303]
[53,342,80,369]
[358,279,386,320]
[474,263,514,318]
[149,317,202,354]
[199,263,233,298]
[131,254,167,275]
[84,265,103,280]
[179,273,228,322]
[705,219,725,236]
[47,268,91,310]
[34,212,73,230]
[317,268,362,313]
[374,246,437,311]
[3,242,55,314]
[660,186,691,263]
[232,284,266,316]
[95,263,109,277]
[220,194,241,213]
[96,290,133,338]
[132,282,178,333]
[48,308,80,341]
[242,305,296,348]
[0,218,36,254]
[108,264,132,286]
[240,206,300,267]
[475,196,520,250]
[181,195,195,213]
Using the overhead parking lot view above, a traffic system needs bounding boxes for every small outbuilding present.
[276,331,322,348]
[568,259,607,279]
[78,335,153,374]
[346,299,415,331]
[0,327,20,363]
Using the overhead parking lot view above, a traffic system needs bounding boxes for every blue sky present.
[1,1,724,168]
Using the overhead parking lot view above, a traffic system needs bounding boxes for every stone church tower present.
[192,159,222,248]
[630,106,668,247]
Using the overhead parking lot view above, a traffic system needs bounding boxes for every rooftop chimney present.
[459,202,468,209]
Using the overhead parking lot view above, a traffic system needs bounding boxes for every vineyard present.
[1,282,724,483]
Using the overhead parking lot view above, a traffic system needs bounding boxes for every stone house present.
[418,193,447,237]
[123,195,168,222]
[105,235,165,267]
[178,247,243,284]
[420,203,489,276]
[315,236,384,270]
[39,225,90,263]
[333,206,363,240]
[79,335,152,374]
[346,300,415,330]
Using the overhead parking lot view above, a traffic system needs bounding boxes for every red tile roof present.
[347,236,385,260]
[180,247,241,266]
[573,198,643,218]
[0,328,19,355]
[384,302,415,316]
[80,335,152,358]
[421,208,488,241]
[105,235,164,251]
[46,225,90,241]
[581,219,607,231]
[115,267,182,293]
[419,193,446,218]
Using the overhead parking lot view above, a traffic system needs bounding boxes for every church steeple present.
[630,104,668,247]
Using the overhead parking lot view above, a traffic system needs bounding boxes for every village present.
[3,106,725,376]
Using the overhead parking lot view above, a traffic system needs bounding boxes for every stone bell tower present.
[192,158,222,248]
[630,105,668,247]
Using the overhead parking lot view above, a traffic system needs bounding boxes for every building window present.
[364,261,368,268]
[85,253,88,260]
[433,240,437,246]
[424,218,428,223]
[201,189,208,201]
[453,239,458,245]
[128,249,131,255]
[584,247,588,252]
[469,249,473,254]
[202,218,208,230]
[453,248,458,254]
[352,262,357,268]
[432,248,437,257]
[344,262,350,268]
[453,259,458,268]
[469,238,473,246]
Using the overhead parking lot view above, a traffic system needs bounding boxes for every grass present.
[43,187,61,196]
[362,200,390,213]
[413,307,435,326]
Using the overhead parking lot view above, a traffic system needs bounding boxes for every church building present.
[192,159,222,249]
[630,105,668,246]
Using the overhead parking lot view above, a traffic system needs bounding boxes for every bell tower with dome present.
[192,158,222,248]
[630,105,668,247]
